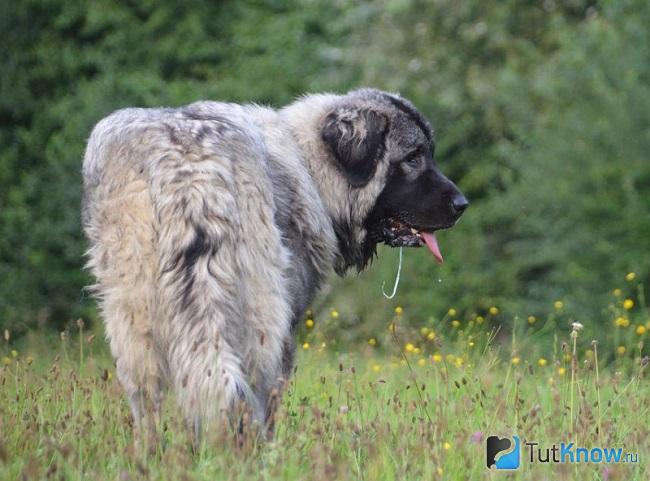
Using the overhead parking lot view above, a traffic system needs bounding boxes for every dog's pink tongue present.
[421,232,444,264]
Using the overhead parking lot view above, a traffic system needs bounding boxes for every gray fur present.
[82,88,430,439]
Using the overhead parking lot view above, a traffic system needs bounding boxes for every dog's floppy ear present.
[321,107,388,187]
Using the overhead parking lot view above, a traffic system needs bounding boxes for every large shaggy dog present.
[82,89,468,439]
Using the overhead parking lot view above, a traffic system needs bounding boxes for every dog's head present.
[321,89,468,270]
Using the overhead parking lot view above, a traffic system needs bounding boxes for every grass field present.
[1,306,648,480]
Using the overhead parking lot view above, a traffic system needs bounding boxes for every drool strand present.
[381,247,403,299]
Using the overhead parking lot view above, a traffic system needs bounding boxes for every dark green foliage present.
[1,0,648,338]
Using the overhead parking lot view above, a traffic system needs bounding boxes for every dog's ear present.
[321,107,388,187]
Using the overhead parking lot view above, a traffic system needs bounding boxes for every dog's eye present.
[404,154,422,167]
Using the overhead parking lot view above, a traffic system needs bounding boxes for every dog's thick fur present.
[82,89,465,438]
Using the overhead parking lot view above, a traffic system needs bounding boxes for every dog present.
[81,88,468,440]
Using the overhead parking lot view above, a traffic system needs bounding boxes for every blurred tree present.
[326,0,650,336]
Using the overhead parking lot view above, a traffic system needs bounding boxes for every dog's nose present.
[451,193,469,216]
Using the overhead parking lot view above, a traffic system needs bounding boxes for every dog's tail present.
[149,118,265,433]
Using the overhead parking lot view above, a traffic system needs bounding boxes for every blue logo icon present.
[487,435,520,470]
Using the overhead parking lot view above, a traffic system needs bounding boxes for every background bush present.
[1,0,648,345]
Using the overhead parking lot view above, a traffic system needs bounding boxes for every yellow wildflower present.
[615,316,630,328]
[454,357,464,368]
[420,326,430,336]
[488,306,499,315]
[413,347,421,355]
[432,353,443,363]
[448,308,457,317]
[330,310,339,318]
[538,358,548,367]
[558,367,566,376]
[616,345,626,356]
[405,343,415,353]
[427,331,436,341]
[475,315,484,324]
[527,315,536,325]
[623,299,634,310]
[302,342,310,350]
[305,319,314,329]
[554,300,564,311]
[511,356,520,366]
[446,354,456,364]
[372,364,381,373]
[625,272,636,281]
[394,306,403,315]
[451,320,460,329]
[443,442,452,451]
[11,350,18,358]
[584,349,594,359]
[636,325,646,336]
[417,358,426,367]
[612,288,622,297]
[388,322,396,333]
[368,338,377,346]
[468,341,475,348]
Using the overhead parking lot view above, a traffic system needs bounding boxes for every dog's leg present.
[150,379,164,433]
[185,413,202,454]
[257,336,294,437]
[127,388,145,442]
[84,179,165,451]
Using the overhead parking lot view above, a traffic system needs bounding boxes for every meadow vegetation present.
[2,276,648,480]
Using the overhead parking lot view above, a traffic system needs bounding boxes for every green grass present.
[1,316,648,480]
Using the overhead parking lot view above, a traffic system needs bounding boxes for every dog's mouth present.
[382,218,447,264]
